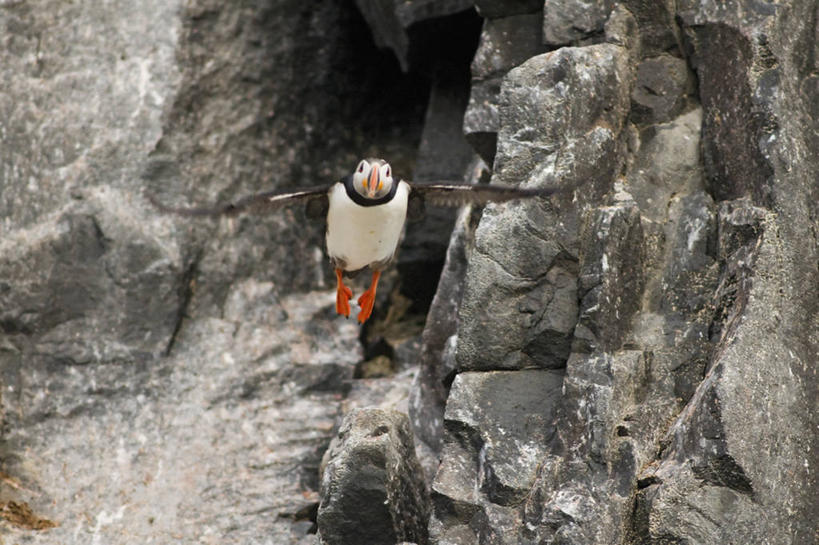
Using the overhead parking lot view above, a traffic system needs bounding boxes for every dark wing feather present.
[409,182,573,208]
[148,185,331,218]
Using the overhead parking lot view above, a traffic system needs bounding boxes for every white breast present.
[326,181,410,271]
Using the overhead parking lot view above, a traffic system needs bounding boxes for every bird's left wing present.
[147,185,331,218]
[408,181,574,208]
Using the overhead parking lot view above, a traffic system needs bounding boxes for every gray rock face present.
[630,54,695,125]
[2,284,361,543]
[2,0,817,543]
[408,176,485,453]
[430,370,563,542]
[630,2,819,542]
[0,210,181,365]
[0,0,184,364]
[318,408,429,545]
[425,1,818,544]
[542,0,616,45]
[463,11,547,164]
[0,0,435,543]
[463,78,504,165]
[619,0,681,55]
[456,44,633,372]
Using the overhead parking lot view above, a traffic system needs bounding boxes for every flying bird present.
[149,158,571,324]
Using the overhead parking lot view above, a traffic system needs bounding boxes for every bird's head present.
[351,158,394,200]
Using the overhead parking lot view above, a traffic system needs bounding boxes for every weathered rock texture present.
[422,1,819,544]
[318,408,429,545]
[0,0,474,543]
[1,0,817,544]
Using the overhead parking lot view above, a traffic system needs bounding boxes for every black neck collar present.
[341,174,399,207]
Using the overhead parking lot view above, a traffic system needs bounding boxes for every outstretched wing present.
[409,181,574,208]
[147,185,331,218]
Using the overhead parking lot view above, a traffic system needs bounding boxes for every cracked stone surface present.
[2,0,817,543]
[423,1,817,544]
[1,285,360,543]
[0,0,466,542]
[542,0,616,46]
[318,408,429,545]
[456,43,633,373]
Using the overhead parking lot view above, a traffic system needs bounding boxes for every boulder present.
[456,44,633,372]
[318,408,429,545]
[542,0,616,46]
[429,370,563,544]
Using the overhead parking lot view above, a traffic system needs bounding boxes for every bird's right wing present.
[409,181,575,208]
[147,185,332,218]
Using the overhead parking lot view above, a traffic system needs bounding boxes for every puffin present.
[150,158,570,324]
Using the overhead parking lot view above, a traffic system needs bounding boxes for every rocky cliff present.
[1,1,816,544]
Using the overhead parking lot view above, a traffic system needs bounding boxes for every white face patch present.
[351,159,394,199]
[352,159,371,195]
[380,163,392,185]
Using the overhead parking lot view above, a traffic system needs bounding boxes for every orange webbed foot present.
[336,284,353,317]
[356,270,381,324]
[356,290,375,324]
[335,269,353,318]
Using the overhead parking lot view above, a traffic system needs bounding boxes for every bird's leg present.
[335,268,353,318]
[356,270,381,324]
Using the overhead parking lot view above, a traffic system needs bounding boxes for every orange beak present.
[367,166,380,198]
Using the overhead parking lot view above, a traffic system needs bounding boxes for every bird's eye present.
[383,164,391,179]
[357,161,366,173]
